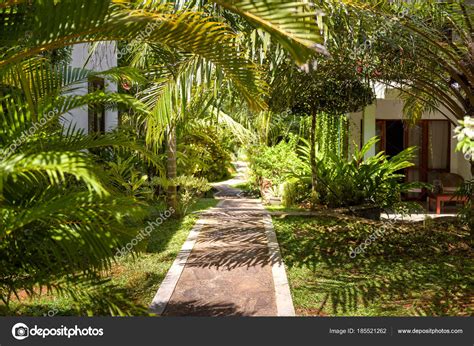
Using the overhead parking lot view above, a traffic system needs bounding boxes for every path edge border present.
[263,213,296,317]
[149,200,225,315]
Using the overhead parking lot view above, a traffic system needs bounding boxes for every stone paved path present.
[155,162,289,316]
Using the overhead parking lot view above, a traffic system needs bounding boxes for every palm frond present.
[210,0,328,63]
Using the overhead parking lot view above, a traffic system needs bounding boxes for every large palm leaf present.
[210,0,328,63]
[1,0,329,111]
[1,1,265,109]
[0,71,157,309]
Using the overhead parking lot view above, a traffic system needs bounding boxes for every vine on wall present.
[316,112,348,159]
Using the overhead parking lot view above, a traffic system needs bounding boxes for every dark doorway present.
[385,120,404,157]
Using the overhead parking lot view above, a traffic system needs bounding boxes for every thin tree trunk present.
[310,112,318,209]
[166,124,178,213]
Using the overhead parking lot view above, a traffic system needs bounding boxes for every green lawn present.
[1,198,218,316]
[265,205,310,213]
[272,214,473,316]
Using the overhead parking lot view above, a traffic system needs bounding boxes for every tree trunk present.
[310,112,318,209]
[471,160,474,177]
[166,124,178,213]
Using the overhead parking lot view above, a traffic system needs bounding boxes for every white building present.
[348,84,472,185]
[63,42,118,134]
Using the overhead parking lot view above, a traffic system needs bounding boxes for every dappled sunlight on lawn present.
[273,215,473,316]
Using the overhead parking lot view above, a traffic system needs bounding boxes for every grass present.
[2,198,218,316]
[230,182,251,190]
[265,204,309,213]
[272,214,474,316]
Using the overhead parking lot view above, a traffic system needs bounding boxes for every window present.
[427,121,450,171]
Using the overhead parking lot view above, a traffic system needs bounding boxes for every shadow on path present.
[162,162,279,316]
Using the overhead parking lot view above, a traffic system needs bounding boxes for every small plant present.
[456,179,474,236]
[156,176,211,216]
[107,156,158,202]
[281,178,310,208]
[179,126,235,182]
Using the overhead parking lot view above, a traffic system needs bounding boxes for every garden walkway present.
[150,162,294,316]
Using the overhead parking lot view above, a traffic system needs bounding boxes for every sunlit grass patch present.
[273,215,473,316]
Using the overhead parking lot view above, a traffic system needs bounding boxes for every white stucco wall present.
[362,104,376,158]
[62,42,118,134]
[451,124,472,179]
[348,111,362,156]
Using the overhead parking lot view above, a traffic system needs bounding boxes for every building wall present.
[348,111,362,155]
[348,96,472,180]
[62,42,118,134]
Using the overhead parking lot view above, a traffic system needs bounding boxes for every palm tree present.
[1,0,325,102]
[338,0,474,171]
[0,0,328,308]
[114,0,327,210]
[0,58,159,307]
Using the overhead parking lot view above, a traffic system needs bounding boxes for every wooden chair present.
[427,172,468,214]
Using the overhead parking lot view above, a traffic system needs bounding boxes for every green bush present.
[297,137,422,210]
[247,135,304,190]
[155,176,211,216]
[106,155,161,203]
[281,178,310,208]
[179,127,234,182]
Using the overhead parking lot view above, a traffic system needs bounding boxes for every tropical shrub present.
[247,135,304,191]
[175,176,212,216]
[106,156,158,202]
[100,139,165,204]
[297,137,421,210]
[179,126,234,182]
[281,178,310,208]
